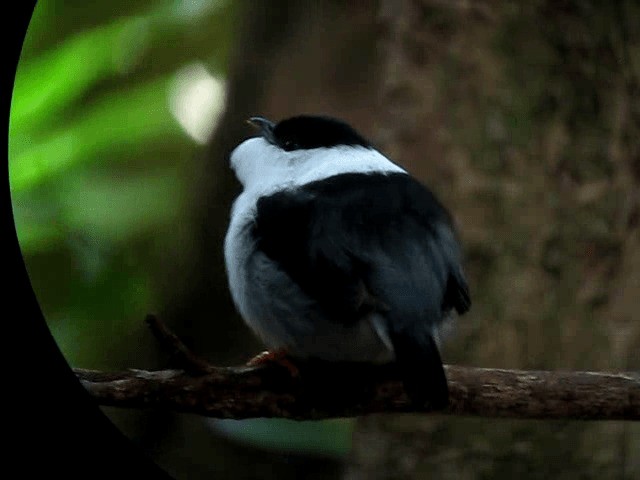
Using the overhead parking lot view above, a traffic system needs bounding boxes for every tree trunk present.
[346,1,640,478]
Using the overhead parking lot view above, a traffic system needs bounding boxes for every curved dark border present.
[4,3,173,478]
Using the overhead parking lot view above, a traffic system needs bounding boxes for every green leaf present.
[214,418,355,458]
[46,266,154,369]
[10,75,187,192]
[11,16,153,135]
[57,168,184,244]
[13,221,66,254]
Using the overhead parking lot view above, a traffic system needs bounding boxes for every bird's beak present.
[247,116,276,144]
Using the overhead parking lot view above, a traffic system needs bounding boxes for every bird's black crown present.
[252,115,372,151]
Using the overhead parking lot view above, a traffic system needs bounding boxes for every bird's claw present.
[246,349,300,377]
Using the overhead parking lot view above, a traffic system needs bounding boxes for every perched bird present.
[224,114,470,408]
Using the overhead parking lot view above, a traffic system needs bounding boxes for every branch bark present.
[75,364,640,421]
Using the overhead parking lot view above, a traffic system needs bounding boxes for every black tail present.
[389,329,449,409]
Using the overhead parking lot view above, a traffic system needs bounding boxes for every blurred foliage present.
[214,418,353,459]
[10,0,353,462]
[10,0,235,367]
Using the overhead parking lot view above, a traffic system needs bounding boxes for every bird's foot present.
[247,349,300,377]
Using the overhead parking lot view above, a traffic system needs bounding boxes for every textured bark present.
[75,365,640,421]
[346,1,640,479]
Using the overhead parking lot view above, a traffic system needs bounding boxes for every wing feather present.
[253,172,470,324]
[254,172,470,407]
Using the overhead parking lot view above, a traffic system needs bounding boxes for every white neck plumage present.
[229,137,407,196]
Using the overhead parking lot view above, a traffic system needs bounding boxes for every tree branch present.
[75,363,640,421]
[73,316,638,421]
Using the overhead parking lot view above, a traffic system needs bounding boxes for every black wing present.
[254,172,470,323]
[254,172,470,407]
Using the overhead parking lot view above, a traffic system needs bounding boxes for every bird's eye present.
[283,140,298,151]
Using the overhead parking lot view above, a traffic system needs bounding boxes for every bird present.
[223,114,470,408]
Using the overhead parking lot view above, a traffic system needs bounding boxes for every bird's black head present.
[247,115,372,151]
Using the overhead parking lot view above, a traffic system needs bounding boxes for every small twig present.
[145,314,214,375]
